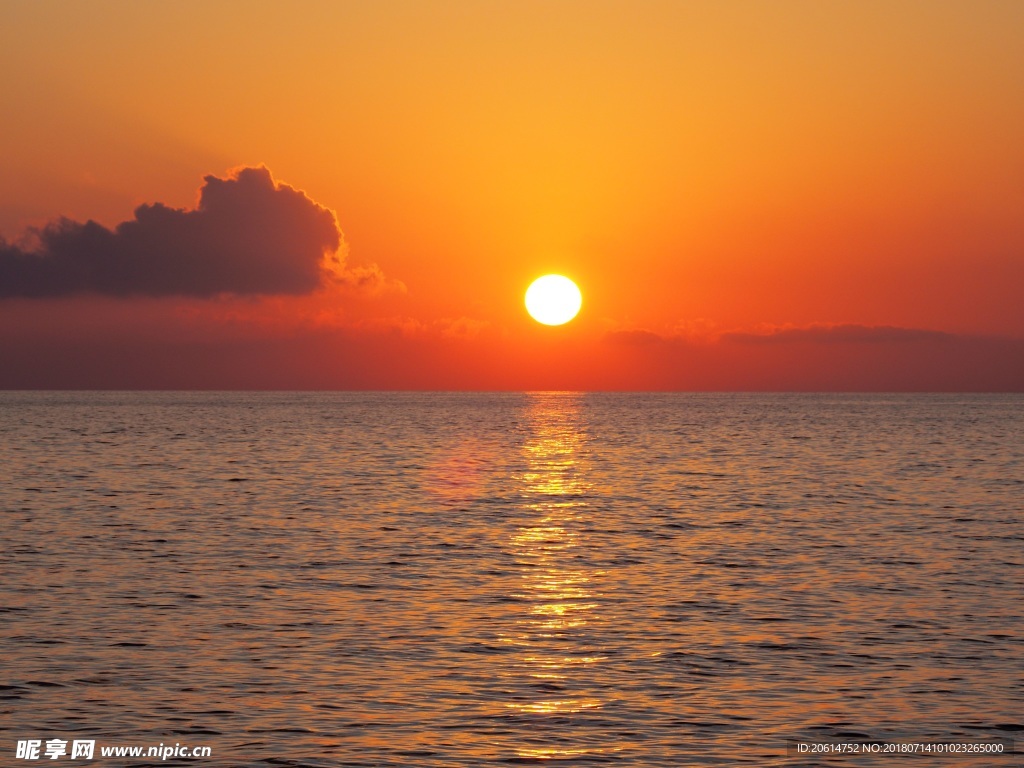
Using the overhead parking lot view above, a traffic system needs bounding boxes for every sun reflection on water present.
[502,393,612,754]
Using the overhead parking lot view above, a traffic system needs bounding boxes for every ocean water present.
[1,392,1022,767]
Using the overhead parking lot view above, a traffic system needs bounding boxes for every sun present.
[525,274,582,326]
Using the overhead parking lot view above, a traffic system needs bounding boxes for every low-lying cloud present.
[722,324,953,344]
[0,166,346,298]
[606,323,953,347]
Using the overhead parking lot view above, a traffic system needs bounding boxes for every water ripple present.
[0,392,1021,766]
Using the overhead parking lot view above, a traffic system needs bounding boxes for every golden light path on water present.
[501,393,615,760]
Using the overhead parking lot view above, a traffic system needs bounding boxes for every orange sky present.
[0,1,1022,389]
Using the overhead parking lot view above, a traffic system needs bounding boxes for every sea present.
[1,392,1021,767]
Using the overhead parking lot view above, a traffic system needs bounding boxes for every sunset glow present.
[2,4,1022,763]
[0,1,1020,390]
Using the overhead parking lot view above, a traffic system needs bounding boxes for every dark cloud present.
[722,324,953,345]
[0,166,342,298]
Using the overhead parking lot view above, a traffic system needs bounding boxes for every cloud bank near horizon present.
[607,323,956,347]
[0,167,348,298]
[722,324,954,345]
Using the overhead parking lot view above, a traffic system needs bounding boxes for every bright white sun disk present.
[525,275,582,326]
